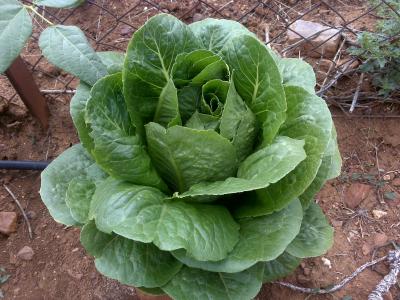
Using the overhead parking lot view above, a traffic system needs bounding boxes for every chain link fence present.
[1,0,399,116]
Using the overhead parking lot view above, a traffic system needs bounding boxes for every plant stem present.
[24,5,54,26]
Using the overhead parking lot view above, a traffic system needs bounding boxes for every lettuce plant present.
[39,14,341,300]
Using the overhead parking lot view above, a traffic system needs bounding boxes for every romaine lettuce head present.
[40,14,341,300]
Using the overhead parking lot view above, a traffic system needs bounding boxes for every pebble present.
[120,25,133,36]
[0,212,17,235]
[26,210,37,220]
[383,174,391,181]
[17,246,34,261]
[373,233,388,248]
[344,183,371,209]
[321,257,332,269]
[372,209,387,219]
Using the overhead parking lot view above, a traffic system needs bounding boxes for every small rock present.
[287,20,341,58]
[362,243,372,255]
[193,13,205,22]
[321,257,332,269]
[373,233,388,248]
[0,212,17,235]
[345,183,372,209]
[120,25,133,36]
[383,174,391,181]
[26,211,37,220]
[372,209,387,219]
[392,177,400,187]
[17,246,34,261]
[303,267,311,276]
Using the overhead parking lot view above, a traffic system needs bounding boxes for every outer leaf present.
[81,221,182,288]
[175,136,305,201]
[286,202,334,258]
[97,51,124,74]
[90,178,240,262]
[278,58,316,93]
[39,25,107,85]
[65,177,96,223]
[220,76,257,161]
[123,14,199,133]
[172,198,302,273]
[263,252,301,282]
[86,73,167,191]
[145,123,237,193]
[189,18,255,53]
[80,220,114,257]
[33,0,85,8]
[0,0,32,73]
[153,79,181,127]
[299,125,342,207]
[222,35,286,145]
[70,82,93,152]
[163,264,264,300]
[235,86,332,217]
[39,144,105,225]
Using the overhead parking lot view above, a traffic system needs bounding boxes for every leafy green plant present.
[349,0,400,95]
[39,14,341,299]
[0,0,85,73]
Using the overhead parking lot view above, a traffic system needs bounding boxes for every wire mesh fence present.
[1,0,399,116]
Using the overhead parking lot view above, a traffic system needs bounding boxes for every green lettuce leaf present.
[299,125,342,207]
[40,144,105,225]
[172,49,228,87]
[175,136,305,201]
[278,58,316,93]
[0,0,32,73]
[235,86,332,217]
[163,264,264,300]
[263,252,301,282]
[222,35,286,146]
[189,18,255,53]
[286,202,334,258]
[172,198,302,273]
[97,51,125,74]
[39,25,107,85]
[220,76,258,161]
[80,221,182,288]
[70,82,93,152]
[90,178,240,262]
[85,73,167,191]
[145,123,237,193]
[123,14,199,134]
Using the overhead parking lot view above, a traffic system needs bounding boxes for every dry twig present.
[3,185,33,239]
[350,73,365,113]
[274,254,388,294]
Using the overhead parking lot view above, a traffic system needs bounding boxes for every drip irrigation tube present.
[0,160,49,170]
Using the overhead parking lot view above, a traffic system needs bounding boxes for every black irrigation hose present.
[0,160,50,170]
